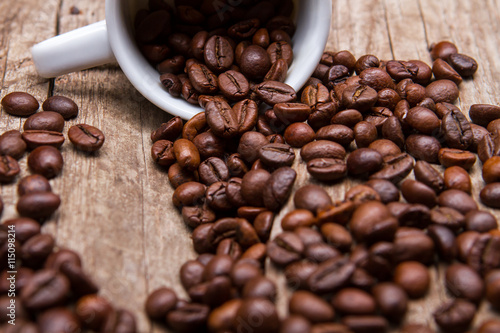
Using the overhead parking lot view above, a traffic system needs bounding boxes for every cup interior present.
[106,0,332,120]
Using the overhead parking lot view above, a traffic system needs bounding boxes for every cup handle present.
[31,21,116,78]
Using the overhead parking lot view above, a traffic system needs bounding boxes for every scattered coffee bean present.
[68,124,105,152]
[1,91,39,116]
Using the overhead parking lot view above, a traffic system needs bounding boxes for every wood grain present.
[1,0,500,332]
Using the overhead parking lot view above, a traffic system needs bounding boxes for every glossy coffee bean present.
[42,96,79,119]
[480,182,500,208]
[485,270,500,309]
[20,233,55,267]
[2,218,41,243]
[478,319,500,333]
[151,140,175,167]
[17,174,51,196]
[432,58,462,85]
[307,158,347,182]
[76,294,113,330]
[433,299,476,333]
[438,189,478,214]
[301,140,346,162]
[438,148,476,170]
[23,111,65,132]
[341,315,388,333]
[2,92,39,116]
[400,179,437,208]
[347,148,383,177]
[289,290,335,323]
[349,201,398,244]
[267,232,303,266]
[331,288,376,315]
[429,41,458,60]
[414,161,444,193]
[469,104,500,127]
[205,100,238,138]
[27,146,63,179]
[21,269,70,310]
[262,167,296,211]
[255,81,297,106]
[241,169,271,207]
[425,79,459,104]
[218,70,249,101]
[17,192,61,220]
[393,261,430,298]
[284,123,315,147]
[464,210,498,232]
[240,45,271,80]
[151,116,183,142]
[68,124,105,152]
[293,184,332,213]
[372,282,408,321]
[0,130,27,159]
[448,53,478,77]
[234,298,279,333]
[22,130,65,150]
[445,263,484,303]
[37,307,81,333]
[0,155,20,183]
[365,179,400,203]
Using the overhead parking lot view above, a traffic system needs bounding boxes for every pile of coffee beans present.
[146,38,500,333]
[0,93,135,332]
[135,0,296,105]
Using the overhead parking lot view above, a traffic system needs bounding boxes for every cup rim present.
[106,0,332,120]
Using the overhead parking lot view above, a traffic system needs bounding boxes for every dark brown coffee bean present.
[372,282,408,321]
[438,189,478,215]
[347,148,383,177]
[279,315,312,333]
[167,302,210,333]
[20,269,69,310]
[274,102,311,124]
[20,233,54,267]
[234,298,279,333]
[307,257,355,294]
[239,45,272,80]
[355,55,380,75]
[238,131,268,163]
[349,201,398,244]
[182,204,216,228]
[24,111,65,132]
[485,270,500,309]
[173,138,201,171]
[359,67,395,91]
[42,95,79,119]
[140,43,170,64]
[394,261,430,298]
[480,182,500,208]
[188,63,218,94]
[433,299,476,333]
[478,319,500,333]
[160,73,182,97]
[448,53,478,77]
[301,140,346,162]
[0,130,26,159]
[101,308,137,333]
[483,156,500,183]
[37,307,81,333]
[258,143,295,168]
[181,77,200,104]
[441,108,473,149]
[429,41,458,60]
[240,169,271,207]
[307,158,347,182]
[341,315,388,333]
[203,35,234,73]
[406,106,441,135]
[267,41,293,66]
[409,60,433,85]
[331,109,363,128]
[27,146,63,179]
[445,263,484,303]
[217,70,249,101]
[76,294,113,330]
[281,210,316,231]
[289,290,335,323]
[427,224,457,261]
[0,155,19,183]
[432,58,462,84]
[172,181,206,208]
[293,184,332,213]
[425,79,459,104]
[369,153,414,184]
[267,232,303,266]
[385,60,419,82]
[2,218,40,245]
[193,132,225,159]
[376,88,401,109]
[341,84,378,112]
[2,92,39,116]
[365,179,400,203]
[22,130,65,150]
[465,210,498,232]
[265,58,288,82]
[205,100,238,138]
[430,206,465,231]
[444,166,471,193]
[400,179,437,208]
[413,160,444,193]
[316,124,354,147]
[469,104,500,127]
[332,287,376,315]
[284,123,315,148]
[151,140,175,167]
[354,121,378,148]
[262,166,296,211]
[198,157,229,185]
[471,124,493,153]
[438,148,476,170]
[151,117,183,143]
[255,80,297,106]
[16,191,61,220]
[68,124,105,152]
[157,55,185,74]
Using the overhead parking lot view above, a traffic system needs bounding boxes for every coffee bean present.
[289,290,335,323]
[76,294,113,330]
[151,116,183,142]
[393,261,430,298]
[1,92,39,116]
[400,324,435,333]
[265,58,289,82]
[331,109,363,128]
[188,63,219,94]
[240,169,271,207]
[445,263,484,303]
[205,181,233,211]
[438,148,476,170]
[480,182,500,208]
[274,102,311,124]
[413,160,444,192]
[342,84,378,112]
[172,138,201,171]
[341,315,388,333]
[332,287,376,316]
[406,106,441,135]
[307,158,347,182]
[0,155,20,183]
[37,307,81,333]
[432,58,462,84]
[234,298,279,333]
[167,302,210,333]
[207,299,242,332]
[438,189,478,214]
[255,80,297,106]
[136,10,171,43]
[24,111,65,132]
[347,148,383,177]
[400,179,437,208]
[316,124,354,147]
[160,73,182,97]
[441,108,473,149]
[354,121,378,148]
[205,100,238,138]
[21,269,70,310]
[485,270,500,309]
[427,225,457,262]
[430,206,465,231]
[42,95,78,119]
[478,319,500,333]
[68,124,105,152]
[433,299,476,333]
[394,227,434,264]
[157,55,185,74]
[258,143,295,168]
[307,257,356,294]
[429,41,458,60]
[0,129,27,159]
[369,153,414,183]
[372,282,408,321]
[349,201,398,244]
[385,60,419,82]
[2,218,41,243]
[262,166,296,211]
[44,248,82,271]
[365,179,400,203]
[284,123,316,148]
[267,232,303,266]
[27,145,63,179]
[240,45,272,80]
[20,233,54,267]
[280,315,312,333]
[469,104,500,127]
[448,53,478,77]
[425,79,459,103]
[293,184,332,213]
[151,140,176,167]
[301,140,346,162]
[228,18,260,39]
[465,210,498,232]
[172,182,206,208]
[355,55,380,75]
[22,130,65,150]
[217,70,249,101]
[17,192,61,220]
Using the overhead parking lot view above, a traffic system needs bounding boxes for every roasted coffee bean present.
[469,104,500,127]
[267,41,294,66]
[281,210,316,231]
[425,79,460,104]
[369,153,414,183]
[480,182,500,208]
[448,53,478,77]
[76,295,112,330]
[218,70,249,101]
[442,166,471,193]
[406,106,441,135]
[433,299,476,333]
[388,202,431,229]
[181,78,200,104]
[267,232,303,266]
[140,43,170,64]
[205,100,238,138]
[485,270,500,309]
[172,182,206,208]
[262,166,296,211]
[301,140,346,162]
[465,210,498,232]
[365,179,400,203]
[160,73,182,97]
[58,260,99,296]
[207,299,242,332]
[205,181,233,211]
[482,156,500,183]
[430,206,465,231]
[228,18,260,38]
[359,67,395,91]
[198,157,229,185]
[355,55,380,75]
[274,102,311,124]
[342,84,378,112]
[307,257,355,294]
[151,116,183,142]
[414,160,444,192]
[226,154,248,178]
[255,80,297,106]
[182,204,216,228]
[289,290,335,323]
[68,124,105,152]
[22,130,65,149]
[372,282,408,321]
[203,35,234,73]
[341,315,388,333]
[427,225,457,261]
[2,92,39,116]
[241,275,276,301]
[331,109,363,128]
[180,260,204,291]
[385,60,419,82]
[294,184,333,213]
[173,138,201,171]
[354,121,378,148]
[265,58,289,82]
[0,155,20,183]
[393,261,430,298]
[432,58,462,84]
[20,269,70,310]
[188,63,219,94]
[438,189,478,214]
[441,108,473,149]
[37,307,81,333]
[332,287,376,315]
[0,130,26,159]
[151,140,176,167]
[307,158,347,182]
[239,45,272,80]
[2,218,41,243]
[101,308,137,333]
[193,131,225,159]
[316,124,354,147]
[345,184,381,206]
[284,123,316,148]
[42,95,79,119]
[478,319,500,333]
[349,201,398,244]
[168,163,199,189]
[234,298,279,333]
[167,302,210,333]
[321,224,352,251]
[157,55,185,74]
[240,169,271,207]
[347,148,383,177]
[438,148,476,170]
[279,315,312,333]
[393,227,434,264]
[44,248,82,271]
[445,263,484,303]
[27,146,63,179]
[429,41,458,60]
[376,88,401,109]
[304,242,341,263]
[258,143,295,168]
[20,233,54,267]
[400,179,437,208]
[24,111,65,132]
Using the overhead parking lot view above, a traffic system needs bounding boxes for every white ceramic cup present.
[32,0,332,119]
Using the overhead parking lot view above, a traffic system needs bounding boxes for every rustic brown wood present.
[1,0,500,332]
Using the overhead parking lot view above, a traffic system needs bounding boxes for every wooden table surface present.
[1,0,500,332]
